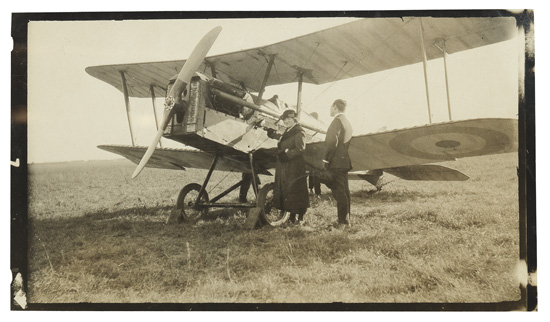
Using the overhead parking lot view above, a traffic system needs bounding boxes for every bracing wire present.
[251,132,272,151]
[273,60,282,85]
[207,169,234,195]
[303,42,321,70]
[303,61,348,109]
[251,60,268,89]
[348,68,399,103]
[303,17,416,109]
[289,42,322,85]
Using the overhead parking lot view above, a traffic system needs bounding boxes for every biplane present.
[86,17,519,226]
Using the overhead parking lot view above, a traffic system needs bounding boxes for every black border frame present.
[10,9,536,311]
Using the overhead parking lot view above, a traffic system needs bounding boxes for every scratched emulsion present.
[12,273,27,309]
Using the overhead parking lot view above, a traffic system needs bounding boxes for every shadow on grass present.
[201,208,248,222]
[82,205,174,220]
[31,204,250,236]
[350,189,437,203]
[74,205,246,223]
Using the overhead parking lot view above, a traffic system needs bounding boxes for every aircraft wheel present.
[176,183,209,222]
[257,183,290,226]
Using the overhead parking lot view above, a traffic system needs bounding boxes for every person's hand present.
[277,151,289,162]
[252,119,264,129]
[266,128,276,138]
[322,161,328,171]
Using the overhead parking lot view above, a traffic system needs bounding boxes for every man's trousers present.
[328,169,351,224]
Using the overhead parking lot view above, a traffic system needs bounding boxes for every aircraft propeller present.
[132,26,222,179]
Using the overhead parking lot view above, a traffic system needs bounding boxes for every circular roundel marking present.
[435,140,461,148]
[389,126,510,160]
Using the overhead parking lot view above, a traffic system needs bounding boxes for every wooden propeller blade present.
[131,26,222,179]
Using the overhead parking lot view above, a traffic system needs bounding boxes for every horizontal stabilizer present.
[348,170,383,186]
[383,164,469,181]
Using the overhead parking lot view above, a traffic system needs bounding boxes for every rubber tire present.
[176,183,209,223]
[257,182,290,226]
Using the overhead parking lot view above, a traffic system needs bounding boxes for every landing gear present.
[256,183,290,226]
[171,151,291,228]
[176,183,209,222]
[358,170,384,193]
[173,152,261,224]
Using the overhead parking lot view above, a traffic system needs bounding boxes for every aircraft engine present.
[208,78,254,119]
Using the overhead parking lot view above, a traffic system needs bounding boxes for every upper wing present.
[86,16,517,98]
[86,61,182,98]
[98,145,271,175]
[304,118,518,171]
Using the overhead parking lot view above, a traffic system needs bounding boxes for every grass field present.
[26,152,520,304]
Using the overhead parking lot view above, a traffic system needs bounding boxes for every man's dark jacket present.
[324,114,353,170]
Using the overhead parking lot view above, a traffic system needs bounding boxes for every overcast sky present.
[26,17,520,164]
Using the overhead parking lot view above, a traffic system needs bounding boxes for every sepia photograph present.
[10,9,535,310]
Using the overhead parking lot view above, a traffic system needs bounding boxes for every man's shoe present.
[289,214,297,223]
[335,222,351,230]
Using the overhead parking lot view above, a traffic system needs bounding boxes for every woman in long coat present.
[268,109,310,223]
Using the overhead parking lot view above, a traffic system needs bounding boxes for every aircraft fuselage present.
[164,76,325,170]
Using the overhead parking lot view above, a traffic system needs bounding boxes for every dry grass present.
[27,153,520,304]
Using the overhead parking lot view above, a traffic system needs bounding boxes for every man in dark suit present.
[323,99,353,227]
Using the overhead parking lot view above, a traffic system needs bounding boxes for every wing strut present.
[120,71,136,146]
[210,63,217,78]
[435,40,453,121]
[418,18,433,124]
[150,85,163,148]
[296,71,303,120]
[256,54,276,104]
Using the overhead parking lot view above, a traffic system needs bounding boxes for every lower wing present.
[98,145,271,174]
[305,118,517,180]
[101,118,516,182]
